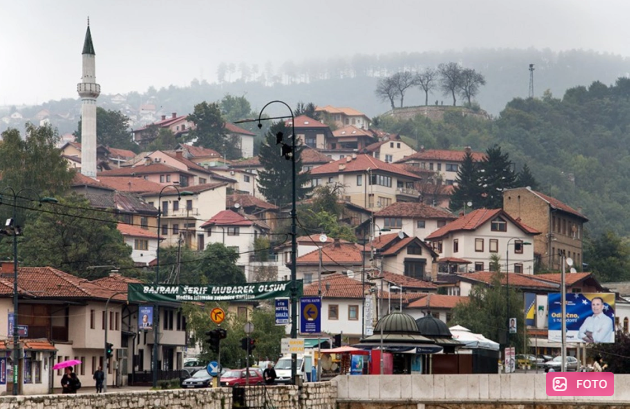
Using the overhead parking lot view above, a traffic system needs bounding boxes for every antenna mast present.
[529,64,535,98]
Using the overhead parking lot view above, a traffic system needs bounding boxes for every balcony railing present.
[161,208,200,218]
[396,187,420,197]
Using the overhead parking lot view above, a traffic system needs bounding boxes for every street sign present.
[281,338,305,354]
[210,307,225,324]
[275,298,290,325]
[300,297,321,334]
[244,322,254,334]
[207,361,219,376]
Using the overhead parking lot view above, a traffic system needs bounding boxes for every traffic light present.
[206,329,221,353]
[106,343,114,358]
[240,337,249,351]
[249,338,256,352]
[217,328,227,340]
[333,334,342,348]
[275,131,284,145]
[281,144,293,160]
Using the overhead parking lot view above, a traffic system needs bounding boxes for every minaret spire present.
[78,20,100,179]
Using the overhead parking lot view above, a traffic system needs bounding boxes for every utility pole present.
[529,64,535,98]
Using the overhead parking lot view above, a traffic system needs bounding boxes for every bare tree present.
[416,68,437,106]
[391,71,417,107]
[375,76,399,110]
[438,62,464,106]
[458,68,486,105]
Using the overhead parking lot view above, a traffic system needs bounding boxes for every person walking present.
[61,367,79,394]
[93,366,104,393]
[263,363,277,385]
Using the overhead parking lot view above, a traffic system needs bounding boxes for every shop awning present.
[304,339,329,348]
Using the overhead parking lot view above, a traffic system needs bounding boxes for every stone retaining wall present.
[242,382,336,409]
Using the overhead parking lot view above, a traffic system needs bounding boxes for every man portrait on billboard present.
[578,297,614,343]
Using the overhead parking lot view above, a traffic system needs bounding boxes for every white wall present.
[124,236,159,265]
[320,298,363,337]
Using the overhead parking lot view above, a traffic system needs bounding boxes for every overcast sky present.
[2,0,630,106]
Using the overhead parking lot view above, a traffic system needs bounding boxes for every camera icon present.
[552,377,567,391]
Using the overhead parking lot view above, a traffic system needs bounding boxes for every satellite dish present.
[233,203,241,209]
[570,268,577,274]
[566,257,574,267]
[319,234,328,243]
[346,270,355,278]
[467,201,472,207]
[398,231,405,239]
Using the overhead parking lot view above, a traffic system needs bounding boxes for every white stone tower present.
[77,19,100,178]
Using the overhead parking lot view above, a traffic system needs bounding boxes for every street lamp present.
[103,290,126,393]
[152,184,193,388]
[560,251,572,373]
[0,187,57,396]
[505,237,531,360]
[236,100,298,384]
[389,285,403,312]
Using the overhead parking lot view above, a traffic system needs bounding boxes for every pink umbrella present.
[53,359,82,370]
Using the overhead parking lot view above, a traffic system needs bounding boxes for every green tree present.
[187,101,240,159]
[458,68,486,106]
[257,121,312,207]
[590,330,630,373]
[516,163,539,190]
[438,62,464,106]
[221,94,254,123]
[294,102,319,119]
[74,107,138,151]
[146,128,178,151]
[478,145,517,209]
[18,194,135,278]
[153,246,203,284]
[194,242,246,285]
[583,230,630,282]
[449,151,481,212]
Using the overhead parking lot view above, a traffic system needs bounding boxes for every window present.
[90,310,95,329]
[172,224,179,235]
[385,154,393,163]
[160,175,165,183]
[305,136,316,147]
[429,163,434,171]
[199,178,207,184]
[140,217,148,229]
[134,239,148,250]
[102,311,106,330]
[489,239,498,253]
[407,245,422,255]
[348,305,359,320]
[446,163,458,172]
[312,178,321,187]
[227,227,240,236]
[304,273,313,284]
[437,163,442,171]
[417,220,426,228]
[437,220,447,227]
[328,305,339,320]
[166,175,171,182]
[491,217,507,232]
[238,307,247,318]
[370,174,392,187]
[173,201,179,211]
[379,197,392,207]
[115,312,119,331]
[514,263,523,273]
[110,311,114,330]
[475,238,484,252]
[244,175,250,183]
[356,175,362,186]
[475,262,484,271]
[390,142,394,148]
[92,356,97,374]
[514,240,524,254]
[453,239,459,253]
[368,194,374,208]
[383,218,402,229]
[397,143,400,148]
[404,260,426,278]
[328,177,334,183]
[161,224,168,235]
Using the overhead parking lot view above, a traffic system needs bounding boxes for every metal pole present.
[288,105,298,385]
[379,320,384,375]
[246,340,250,386]
[561,252,567,372]
[152,196,161,389]
[104,291,125,393]
[11,197,18,396]
[317,247,322,382]
[506,238,510,373]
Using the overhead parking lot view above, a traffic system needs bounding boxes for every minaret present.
[77,19,100,178]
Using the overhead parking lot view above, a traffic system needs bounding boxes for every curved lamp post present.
[505,237,531,372]
[0,187,57,395]
[152,185,193,388]
[103,290,127,392]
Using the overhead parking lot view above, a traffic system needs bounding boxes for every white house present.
[373,202,457,240]
[425,208,540,274]
[117,223,160,266]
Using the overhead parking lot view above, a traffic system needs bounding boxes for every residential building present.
[225,122,256,158]
[117,223,160,266]
[396,146,486,186]
[366,136,416,163]
[201,209,270,269]
[425,208,540,274]
[309,154,422,210]
[325,126,377,160]
[229,146,331,176]
[227,194,279,231]
[210,167,258,197]
[132,112,193,144]
[405,294,469,323]
[368,232,439,281]
[99,161,198,187]
[373,202,457,240]
[289,115,332,150]
[174,144,223,167]
[502,187,588,271]
[292,240,363,285]
[315,106,371,130]
[60,142,137,172]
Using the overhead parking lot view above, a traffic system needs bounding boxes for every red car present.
[219,368,264,386]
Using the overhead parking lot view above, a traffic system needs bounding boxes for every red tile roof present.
[201,209,269,230]
[178,144,222,159]
[227,194,278,210]
[107,147,137,159]
[288,115,329,129]
[425,208,540,240]
[332,125,373,138]
[438,257,472,264]
[98,163,195,177]
[380,237,417,256]
[396,149,486,163]
[379,271,438,290]
[231,157,261,168]
[309,154,421,179]
[533,273,593,287]
[302,147,332,164]
[72,173,114,190]
[375,202,456,219]
[133,114,188,132]
[303,274,372,299]
[23,339,57,351]
[91,273,144,293]
[117,223,159,239]
[97,176,164,193]
[296,242,363,266]
[315,106,368,117]
[530,189,589,221]
[458,272,558,290]
[368,233,401,251]
[225,122,255,136]
[407,294,469,309]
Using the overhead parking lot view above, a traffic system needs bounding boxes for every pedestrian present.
[61,367,80,394]
[263,362,277,385]
[93,366,104,393]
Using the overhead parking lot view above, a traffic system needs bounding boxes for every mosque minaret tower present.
[77,19,100,178]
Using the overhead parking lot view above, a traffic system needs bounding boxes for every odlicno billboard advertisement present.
[548,293,615,344]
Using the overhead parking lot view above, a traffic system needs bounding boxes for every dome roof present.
[374,312,421,334]
[415,315,452,337]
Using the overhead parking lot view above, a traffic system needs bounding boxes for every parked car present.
[181,369,213,388]
[544,356,580,372]
[179,368,200,387]
[220,369,264,386]
[515,354,538,367]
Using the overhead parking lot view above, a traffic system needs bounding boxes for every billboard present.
[138,306,153,330]
[548,293,615,343]
[524,292,536,326]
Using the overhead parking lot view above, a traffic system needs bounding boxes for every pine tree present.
[479,145,517,209]
[449,151,481,212]
[257,121,312,207]
[187,101,241,159]
[516,163,539,190]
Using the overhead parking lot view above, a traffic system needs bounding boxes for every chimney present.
[338,164,346,171]
[175,147,183,159]
[459,211,464,217]
[333,238,340,248]
[144,156,152,166]
[0,261,12,275]
[420,145,425,153]
[464,146,472,154]
[161,115,166,121]
[352,153,357,159]
[346,157,352,163]
[172,112,177,119]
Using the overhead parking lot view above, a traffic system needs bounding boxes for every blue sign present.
[275,298,290,325]
[207,361,219,376]
[138,306,154,331]
[300,297,321,334]
[8,313,27,337]
[548,293,615,344]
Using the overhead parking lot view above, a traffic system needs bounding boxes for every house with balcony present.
[322,126,378,160]
[287,115,332,150]
[366,232,439,282]
[396,146,486,186]
[373,202,457,240]
[227,194,279,231]
[117,223,160,266]
[425,208,540,275]
[132,112,193,145]
[366,136,416,163]
[309,154,422,210]
[201,209,270,270]
[315,106,371,130]
[502,187,589,272]
[174,144,225,167]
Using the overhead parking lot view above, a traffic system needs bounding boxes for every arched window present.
[624,317,629,333]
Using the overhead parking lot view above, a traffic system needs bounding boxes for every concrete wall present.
[333,374,630,403]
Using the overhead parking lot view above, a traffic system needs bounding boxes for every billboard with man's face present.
[138,306,153,331]
[548,293,615,343]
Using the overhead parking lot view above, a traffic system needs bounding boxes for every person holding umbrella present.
[61,367,79,394]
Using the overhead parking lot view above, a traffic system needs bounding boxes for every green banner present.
[127,280,303,303]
